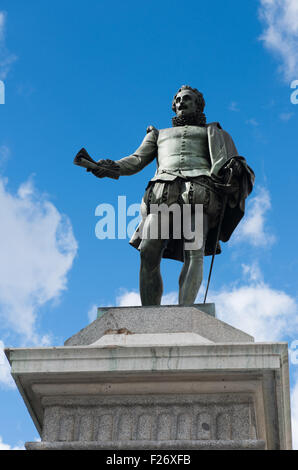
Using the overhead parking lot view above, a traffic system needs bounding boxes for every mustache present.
[177,104,188,110]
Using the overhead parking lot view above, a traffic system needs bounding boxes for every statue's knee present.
[184,248,203,261]
[140,242,161,270]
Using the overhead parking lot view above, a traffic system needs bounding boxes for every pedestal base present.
[5,305,292,450]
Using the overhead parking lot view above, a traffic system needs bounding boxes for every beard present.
[172,110,206,127]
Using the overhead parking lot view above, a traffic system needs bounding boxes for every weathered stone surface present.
[5,340,292,450]
[64,304,254,346]
[5,305,292,450]
[39,393,257,443]
[25,439,266,450]
[91,332,214,347]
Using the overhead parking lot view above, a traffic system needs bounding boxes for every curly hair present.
[172,85,206,125]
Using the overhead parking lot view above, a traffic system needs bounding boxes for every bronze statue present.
[74,85,254,306]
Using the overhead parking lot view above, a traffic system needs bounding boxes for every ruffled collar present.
[172,111,206,127]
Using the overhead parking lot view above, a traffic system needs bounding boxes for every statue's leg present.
[178,248,204,305]
[178,212,209,305]
[139,237,166,306]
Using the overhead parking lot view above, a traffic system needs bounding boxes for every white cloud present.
[0,11,17,80]
[241,262,263,283]
[259,0,298,81]
[211,283,297,342]
[209,262,298,342]
[116,290,141,307]
[115,289,178,307]
[0,340,15,389]
[162,291,179,305]
[0,12,5,42]
[289,340,298,365]
[0,436,24,450]
[232,186,275,247]
[0,176,78,346]
[88,304,98,323]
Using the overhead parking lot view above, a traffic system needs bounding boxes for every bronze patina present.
[74,86,254,306]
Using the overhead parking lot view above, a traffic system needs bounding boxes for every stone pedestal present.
[5,304,292,450]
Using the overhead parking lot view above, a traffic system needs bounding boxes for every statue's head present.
[172,85,206,125]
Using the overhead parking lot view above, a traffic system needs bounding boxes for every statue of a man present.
[75,85,254,306]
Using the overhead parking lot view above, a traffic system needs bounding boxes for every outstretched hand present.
[90,159,112,178]
[91,159,120,180]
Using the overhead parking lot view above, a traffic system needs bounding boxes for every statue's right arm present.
[87,128,158,179]
[114,128,158,176]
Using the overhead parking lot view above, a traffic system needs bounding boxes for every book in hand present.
[73,148,120,179]
[73,148,98,170]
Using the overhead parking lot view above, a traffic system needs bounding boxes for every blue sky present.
[0,0,298,449]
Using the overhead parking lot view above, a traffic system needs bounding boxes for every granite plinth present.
[64,304,254,346]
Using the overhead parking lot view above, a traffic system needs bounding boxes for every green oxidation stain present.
[150,347,181,371]
[108,348,118,371]
[167,347,180,370]
[150,348,158,370]
[97,308,108,319]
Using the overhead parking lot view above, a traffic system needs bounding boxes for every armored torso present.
[152,125,211,181]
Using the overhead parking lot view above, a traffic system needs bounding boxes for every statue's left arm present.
[204,125,255,246]
[220,130,255,197]
[208,124,254,194]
